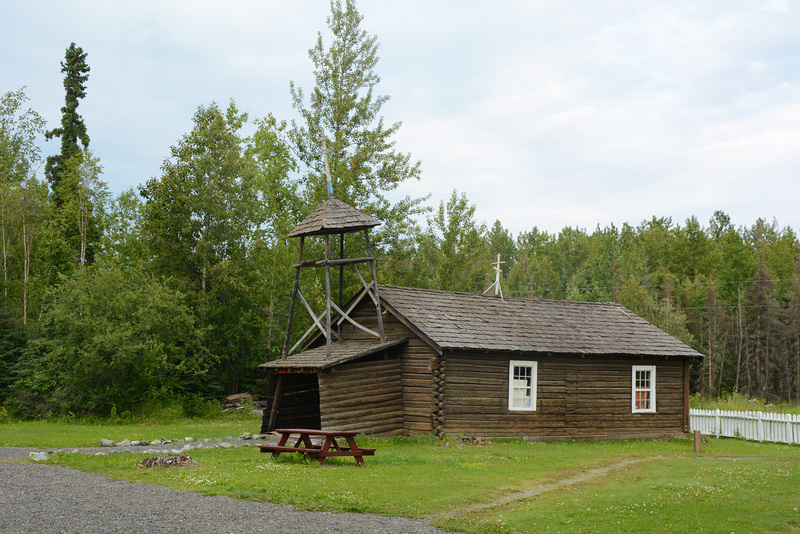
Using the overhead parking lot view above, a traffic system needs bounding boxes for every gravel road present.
[0,448,449,533]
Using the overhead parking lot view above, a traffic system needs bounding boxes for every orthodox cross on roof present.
[483,254,505,300]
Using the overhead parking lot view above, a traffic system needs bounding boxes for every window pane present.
[635,390,650,410]
[636,370,650,389]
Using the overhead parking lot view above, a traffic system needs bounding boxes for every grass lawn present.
[3,419,800,533]
[0,412,263,448]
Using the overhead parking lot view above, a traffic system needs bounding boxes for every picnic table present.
[259,428,375,466]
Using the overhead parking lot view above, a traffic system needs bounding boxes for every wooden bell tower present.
[280,197,387,361]
[265,129,387,432]
[264,199,387,431]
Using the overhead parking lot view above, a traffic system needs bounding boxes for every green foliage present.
[0,88,47,329]
[288,0,426,242]
[10,259,208,417]
[0,308,26,404]
[617,274,694,347]
[690,391,800,414]
[180,394,223,419]
[140,101,259,292]
[248,114,300,239]
[486,221,516,276]
[416,190,490,292]
[42,43,105,271]
[1,88,46,184]
[140,101,273,394]
[45,42,90,207]
[100,188,146,263]
[51,149,106,266]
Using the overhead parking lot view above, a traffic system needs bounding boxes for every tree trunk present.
[21,200,31,328]
[1,210,7,311]
[736,288,743,392]
[708,312,713,396]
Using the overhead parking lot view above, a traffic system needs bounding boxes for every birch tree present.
[0,89,45,315]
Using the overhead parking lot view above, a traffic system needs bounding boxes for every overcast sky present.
[3,0,799,236]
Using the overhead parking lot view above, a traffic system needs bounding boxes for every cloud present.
[3,0,799,236]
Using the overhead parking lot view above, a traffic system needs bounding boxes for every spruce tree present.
[45,42,90,206]
[44,43,102,266]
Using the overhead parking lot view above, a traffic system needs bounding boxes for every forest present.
[2,0,799,418]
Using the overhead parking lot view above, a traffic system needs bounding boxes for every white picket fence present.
[690,408,800,444]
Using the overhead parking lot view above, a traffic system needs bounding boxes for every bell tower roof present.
[287,198,381,238]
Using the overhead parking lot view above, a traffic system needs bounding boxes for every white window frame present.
[631,365,656,413]
[508,360,537,411]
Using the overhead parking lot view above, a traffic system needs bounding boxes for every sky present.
[2,0,799,236]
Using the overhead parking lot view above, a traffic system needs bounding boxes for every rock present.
[223,392,259,410]
[184,437,194,442]
[28,452,48,462]
[223,436,234,441]
[117,439,131,447]
[219,442,233,449]
[239,432,252,440]
[150,439,161,445]
[138,455,199,468]
[226,392,255,403]
[131,441,141,446]
[100,439,115,447]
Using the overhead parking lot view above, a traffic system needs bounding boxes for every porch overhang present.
[259,338,407,373]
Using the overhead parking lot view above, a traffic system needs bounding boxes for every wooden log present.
[324,421,404,435]
[320,394,403,413]
[322,412,404,427]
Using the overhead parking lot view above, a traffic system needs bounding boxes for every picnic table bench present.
[259,428,375,466]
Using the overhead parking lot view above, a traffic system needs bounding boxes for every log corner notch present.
[683,358,690,433]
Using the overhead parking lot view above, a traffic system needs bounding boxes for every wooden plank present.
[321,371,400,390]
[321,384,403,407]
[327,421,404,434]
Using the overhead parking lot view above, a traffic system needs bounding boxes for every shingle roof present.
[259,339,407,371]
[287,198,381,238]
[377,285,703,358]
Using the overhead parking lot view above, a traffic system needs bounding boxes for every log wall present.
[443,352,687,440]
[319,359,403,436]
[341,298,437,435]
